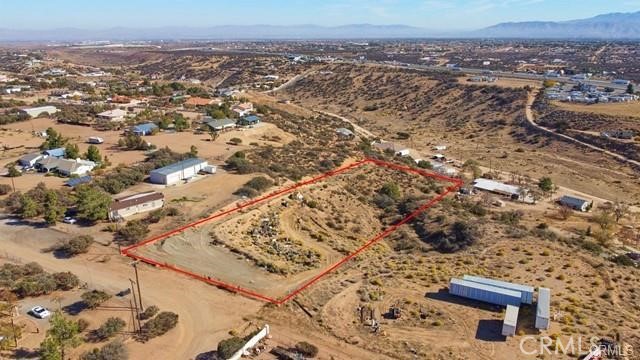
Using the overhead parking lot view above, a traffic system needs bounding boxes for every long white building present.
[149,158,208,185]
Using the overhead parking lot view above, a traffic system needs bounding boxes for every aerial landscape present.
[1,1,640,359]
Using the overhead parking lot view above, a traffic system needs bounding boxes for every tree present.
[7,164,21,177]
[538,177,554,192]
[40,128,67,150]
[85,145,102,163]
[81,290,111,309]
[612,200,629,223]
[379,182,401,200]
[189,145,198,157]
[64,143,80,159]
[40,311,82,360]
[20,195,39,218]
[207,128,220,142]
[44,190,65,225]
[52,272,80,291]
[174,115,189,132]
[75,185,111,222]
[627,83,635,94]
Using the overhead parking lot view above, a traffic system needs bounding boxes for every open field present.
[553,100,640,117]
[125,159,459,302]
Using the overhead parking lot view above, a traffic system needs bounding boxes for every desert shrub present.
[498,210,523,226]
[229,137,242,145]
[61,235,94,256]
[379,182,401,200]
[116,220,149,244]
[0,184,12,195]
[138,312,178,341]
[233,186,259,198]
[12,274,57,298]
[52,271,80,290]
[611,254,635,267]
[81,340,128,360]
[77,318,90,333]
[81,290,111,309]
[217,337,244,359]
[138,305,159,320]
[419,221,479,253]
[373,194,396,209]
[244,176,272,192]
[95,317,126,340]
[295,341,319,357]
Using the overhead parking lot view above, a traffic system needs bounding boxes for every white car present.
[30,306,51,319]
[63,217,77,224]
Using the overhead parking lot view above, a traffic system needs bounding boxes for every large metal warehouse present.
[449,278,522,307]
[535,287,551,330]
[463,275,534,304]
[501,305,520,336]
[149,158,208,185]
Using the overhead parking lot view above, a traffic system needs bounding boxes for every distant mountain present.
[475,11,640,39]
[0,24,439,42]
[1,10,640,42]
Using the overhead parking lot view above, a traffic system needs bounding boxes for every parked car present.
[63,217,77,224]
[30,306,51,319]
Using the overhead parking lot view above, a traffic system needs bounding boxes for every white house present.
[108,191,165,220]
[149,158,208,185]
[231,103,253,117]
[56,159,96,177]
[97,109,128,122]
[18,153,45,168]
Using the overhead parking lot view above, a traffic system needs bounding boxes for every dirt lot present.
[128,161,450,301]
[552,100,640,117]
[459,75,541,89]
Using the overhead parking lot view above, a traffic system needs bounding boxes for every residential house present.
[36,157,95,177]
[108,191,165,220]
[97,109,128,122]
[18,153,45,168]
[132,123,158,136]
[472,178,526,201]
[558,195,592,212]
[237,115,261,127]
[204,118,236,131]
[232,103,253,117]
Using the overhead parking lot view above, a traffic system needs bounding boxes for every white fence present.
[228,324,270,360]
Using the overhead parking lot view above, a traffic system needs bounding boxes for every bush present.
[81,290,111,309]
[77,318,90,333]
[229,137,242,145]
[61,235,94,256]
[138,305,159,320]
[95,317,126,340]
[244,176,272,192]
[0,184,12,195]
[139,312,178,341]
[52,271,80,290]
[379,182,401,200]
[217,337,245,359]
[117,220,149,244]
[233,186,259,198]
[295,341,319,357]
[81,340,128,360]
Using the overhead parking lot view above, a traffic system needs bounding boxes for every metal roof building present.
[535,287,551,330]
[132,122,158,136]
[449,278,522,307]
[149,158,208,185]
[463,275,534,304]
[472,178,522,199]
[558,195,592,212]
[502,305,520,337]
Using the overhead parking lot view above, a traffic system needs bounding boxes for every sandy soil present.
[552,100,640,118]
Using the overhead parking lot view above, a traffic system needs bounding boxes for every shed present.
[149,158,208,185]
[20,105,59,118]
[502,305,519,337]
[463,275,534,304]
[558,195,592,212]
[449,278,522,307]
[535,287,551,330]
[132,123,158,136]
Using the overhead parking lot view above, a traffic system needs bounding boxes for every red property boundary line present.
[121,158,463,305]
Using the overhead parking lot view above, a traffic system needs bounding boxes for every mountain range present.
[1,11,639,41]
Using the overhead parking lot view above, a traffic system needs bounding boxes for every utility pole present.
[132,261,144,311]
[129,280,142,332]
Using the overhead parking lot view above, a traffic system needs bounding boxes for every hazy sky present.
[2,0,639,30]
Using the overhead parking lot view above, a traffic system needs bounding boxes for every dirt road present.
[0,217,263,360]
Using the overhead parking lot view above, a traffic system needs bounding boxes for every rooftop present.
[110,191,164,211]
[150,157,207,176]
[463,275,535,294]
[472,178,521,196]
[450,278,523,298]
[537,288,551,319]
